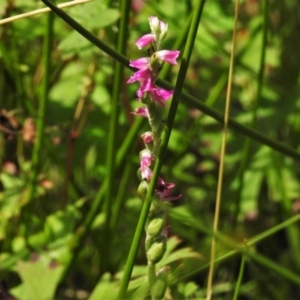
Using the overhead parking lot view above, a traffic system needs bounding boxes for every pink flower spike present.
[135,34,156,49]
[155,50,180,65]
[131,107,149,118]
[129,57,150,70]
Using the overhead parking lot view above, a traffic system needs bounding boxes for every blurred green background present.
[0,0,300,299]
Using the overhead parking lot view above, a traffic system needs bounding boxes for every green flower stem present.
[26,6,53,209]
[41,0,300,163]
[101,0,131,275]
[118,1,206,298]
[233,0,269,221]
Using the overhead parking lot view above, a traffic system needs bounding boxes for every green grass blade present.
[101,0,132,275]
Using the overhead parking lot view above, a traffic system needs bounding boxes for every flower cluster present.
[128,16,180,202]
[128,17,181,299]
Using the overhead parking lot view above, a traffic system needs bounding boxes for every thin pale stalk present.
[233,0,269,222]
[0,0,93,25]
[101,0,131,275]
[117,1,206,298]
[39,0,300,162]
[206,1,239,299]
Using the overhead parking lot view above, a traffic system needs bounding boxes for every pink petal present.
[127,68,152,84]
[136,76,154,97]
[135,34,156,49]
[141,132,153,144]
[148,87,173,106]
[131,107,149,118]
[155,50,180,65]
[129,57,150,69]
[142,167,153,180]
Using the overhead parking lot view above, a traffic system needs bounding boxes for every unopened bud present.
[147,235,167,264]
[146,210,165,238]
[141,131,153,145]
[150,266,170,300]
[138,180,149,199]
[159,23,168,41]
[149,16,160,35]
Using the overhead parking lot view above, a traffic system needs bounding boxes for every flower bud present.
[159,23,168,42]
[141,131,153,145]
[149,16,160,35]
[147,235,167,264]
[138,180,149,199]
[150,266,170,300]
[150,53,164,74]
[146,210,166,238]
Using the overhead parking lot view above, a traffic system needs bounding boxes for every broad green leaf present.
[11,254,63,300]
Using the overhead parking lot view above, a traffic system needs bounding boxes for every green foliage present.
[0,0,300,299]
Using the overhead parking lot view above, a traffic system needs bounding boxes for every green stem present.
[101,0,131,274]
[232,254,245,300]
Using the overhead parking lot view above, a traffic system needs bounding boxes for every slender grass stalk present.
[233,0,269,222]
[39,0,300,163]
[206,1,239,299]
[0,0,93,25]
[232,254,246,300]
[26,6,53,209]
[117,1,206,298]
[101,0,131,275]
